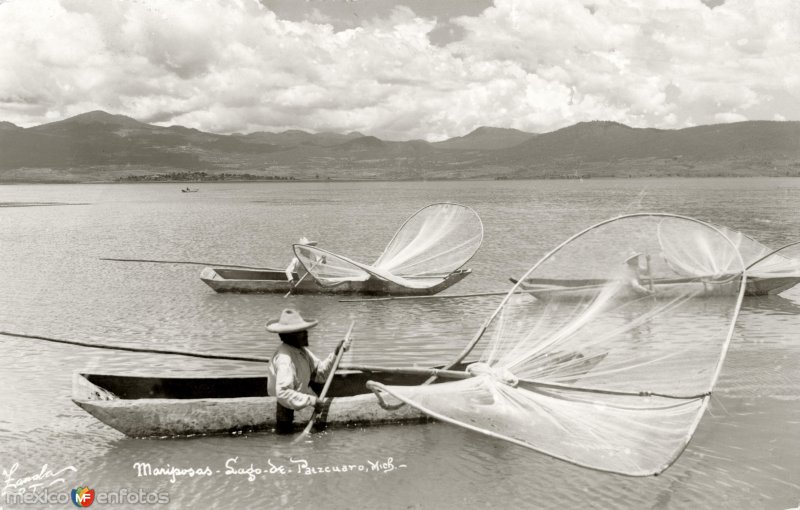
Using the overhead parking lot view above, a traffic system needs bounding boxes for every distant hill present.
[235,129,364,148]
[0,121,22,131]
[31,110,149,131]
[433,126,536,150]
[504,120,800,161]
[335,135,387,151]
[1,111,798,182]
[494,120,800,178]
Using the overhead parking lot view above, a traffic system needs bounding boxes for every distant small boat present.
[181,188,199,193]
[200,267,471,295]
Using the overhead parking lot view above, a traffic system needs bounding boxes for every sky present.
[0,0,798,141]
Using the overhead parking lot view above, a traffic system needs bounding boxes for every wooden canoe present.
[72,366,463,438]
[512,275,798,298]
[200,266,472,296]
[510,276,743,300]
[743,276,800,296]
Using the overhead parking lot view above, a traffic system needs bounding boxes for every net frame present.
[659,222,800,279]
[368,213,747,476]
[292,244,438,289]
[294,202,484,290]
[447,213,746,371]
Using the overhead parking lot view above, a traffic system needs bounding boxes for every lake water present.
[0,178,798,509]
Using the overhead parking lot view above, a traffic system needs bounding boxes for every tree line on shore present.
[117,171,298,182]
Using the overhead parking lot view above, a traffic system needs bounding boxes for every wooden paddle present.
[645,254,655,292]
[284,255,326,298]
[283,271,310,298]
[294,321,355,441]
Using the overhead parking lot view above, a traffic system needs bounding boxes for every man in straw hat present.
[624,252,653,296]
[266,308,345,433]
[285,237,318,282]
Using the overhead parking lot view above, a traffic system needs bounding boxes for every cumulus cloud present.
[0,0,797,139]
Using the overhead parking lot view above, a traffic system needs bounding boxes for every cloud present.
[0,0,797,139]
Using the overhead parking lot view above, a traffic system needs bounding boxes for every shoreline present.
[1,174,799,185]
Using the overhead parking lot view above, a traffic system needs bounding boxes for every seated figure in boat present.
[623,252,653,296]
[265,308,345,433]
[285,237,318,282]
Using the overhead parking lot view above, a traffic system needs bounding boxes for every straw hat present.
[298,236,318,247]
[624,252,642,265]
[266,308,319,333]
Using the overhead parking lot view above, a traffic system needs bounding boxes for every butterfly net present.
[292,246,371,287]
[373,203,483,277]
[294,203,483,289]
[369,214,746,476]
[292,245,437,289]
[659,224,800,279]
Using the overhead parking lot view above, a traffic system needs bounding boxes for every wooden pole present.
[339,291,520,303]
[283,271,310,298]
[294,322,356,440]
[339,364,472,380]
[100,258,281,271]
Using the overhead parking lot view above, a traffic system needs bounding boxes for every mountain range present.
[1,110,799,182]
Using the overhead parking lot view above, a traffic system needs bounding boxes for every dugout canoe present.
[512,275,798,298]
[509,276,745,300]
[72,367,459,438]
[200,266,471,295]
[743,276,800,296]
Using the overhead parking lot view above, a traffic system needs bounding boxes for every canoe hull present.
[72,369,452,438]
[200,267,471,296]
[514,275,799,298]
[744,276,800,296]
[515,277,741,301]
[73,393,429,438]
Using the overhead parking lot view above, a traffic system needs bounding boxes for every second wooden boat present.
[200,266,471,295]
[512,275,800,298]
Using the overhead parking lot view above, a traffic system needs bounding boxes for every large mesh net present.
[291,247,371,286]
[373,203,484,277]
[292,246,435,289]
[369,214,746,476]
[660,224,800,280]
[293,203,483,290]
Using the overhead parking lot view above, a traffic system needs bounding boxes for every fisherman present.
[624,252,653,296]
[285,237,318,282]
[265,308,345,433]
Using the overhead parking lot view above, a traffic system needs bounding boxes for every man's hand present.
[334,337,352,355]
[313,397,327,414]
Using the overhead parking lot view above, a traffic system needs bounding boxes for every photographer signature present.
[1,463,77,496]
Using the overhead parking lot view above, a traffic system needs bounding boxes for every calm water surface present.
[0,179,798,509]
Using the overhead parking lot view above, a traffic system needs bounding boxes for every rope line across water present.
[99,257,281,271]
[0,330,270,363]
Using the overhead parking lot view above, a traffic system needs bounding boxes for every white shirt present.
[266,343,336,410]
[285,257,300,281]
